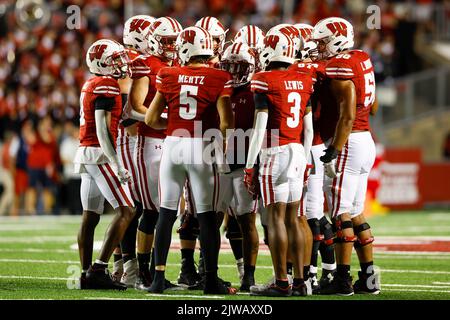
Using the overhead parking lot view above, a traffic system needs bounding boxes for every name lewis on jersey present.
[178,75,205,85]
[284,80,303,90]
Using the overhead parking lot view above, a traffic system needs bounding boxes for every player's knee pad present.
[319,216,335,246]
[307,218,324,242]
[353,222,374,248]
[138,210,158,234]
[225,215,242,240]
[333,218,356,243]
[177,212,199,241]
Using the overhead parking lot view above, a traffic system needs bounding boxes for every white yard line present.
[84,297,150,300]
[0,275,68,281]
[0,236,75,243]
[1,259,450,275]
[382,288,450,294]
[382,284,450,289]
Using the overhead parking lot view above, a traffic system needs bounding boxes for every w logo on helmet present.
[326,22,347,36]
[279,26,299,39]
[89,44,107,61]
[182,30,196,44]
[299,28,312,40]
[149,20,162,34]
[265,35,279,50]
[129,19,151,33]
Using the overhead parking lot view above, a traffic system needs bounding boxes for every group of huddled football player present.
[74,14,380,297]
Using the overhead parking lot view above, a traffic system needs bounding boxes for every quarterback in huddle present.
[75,13,380,297]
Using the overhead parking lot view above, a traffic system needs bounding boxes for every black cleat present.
[147,278,165,294]
[308,274,319,293]
[177,260,202,287]
[85,266,127,290]
[79,274,88,290]
[292,283,308,297]
[314,271,335,294]
[317,274,354,296]
[204,278,237,295]
[250,283,292,297]
[353,271,381,295]
[240,274,255,292]
[188,276,231,290]
[135,269,152,291]
[164,279,184,291]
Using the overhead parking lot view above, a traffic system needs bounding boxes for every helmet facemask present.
[106,50,131,78]
[220,60,255,87]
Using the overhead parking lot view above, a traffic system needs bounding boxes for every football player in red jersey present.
[291,23,337,293]
[195,16,245,285]
[128,16,182,290]
[110,14,155,287]
[245,31,314,297]
[220,42,259,291]
[74,39,135,290]
[144,26,236,295]
[312,17,379,295]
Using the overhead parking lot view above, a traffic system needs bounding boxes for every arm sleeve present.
[254,92,270,110]
[94,96,115,111]
[303,110,313,163]
[95,109,120,167]
[245,111,268,169]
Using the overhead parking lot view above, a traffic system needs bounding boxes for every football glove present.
[111,163,131,185]
[244,167,259,198]
[320,146,341,179]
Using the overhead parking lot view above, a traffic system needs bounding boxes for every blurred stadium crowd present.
[0,0,442,215]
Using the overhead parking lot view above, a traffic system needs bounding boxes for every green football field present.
[0,211,449,300]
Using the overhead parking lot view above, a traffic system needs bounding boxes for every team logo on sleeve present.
[129,19,152,32]
[89,44,107,62]
[265,35,280,50]
[326,21,348,36]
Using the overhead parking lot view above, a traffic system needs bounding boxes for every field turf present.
[0,211,449,300]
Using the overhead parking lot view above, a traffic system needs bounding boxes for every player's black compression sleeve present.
[254,92,270,110]
[94,96,115,111]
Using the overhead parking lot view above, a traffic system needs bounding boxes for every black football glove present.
[320,146,339,163]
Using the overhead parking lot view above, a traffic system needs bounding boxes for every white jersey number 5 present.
[179,85,198,120]
[287,92,301,128]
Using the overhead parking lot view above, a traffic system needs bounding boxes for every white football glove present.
[323,160,342,179]
[111,163,131,185]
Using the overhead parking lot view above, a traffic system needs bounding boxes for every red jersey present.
[251,69,314,147]
[156,65,232,137]
[290,61,326,145]
[79,76,122,148]
[323,50,376,132]
[228,84,255,169]
[130,55,169,139]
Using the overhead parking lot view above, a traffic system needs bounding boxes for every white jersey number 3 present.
[179,85,198,120]
[287,92,301,128]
